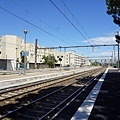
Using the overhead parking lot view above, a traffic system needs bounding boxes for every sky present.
[0,0,119,60]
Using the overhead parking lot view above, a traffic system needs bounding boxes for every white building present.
[0,35,90,70]
[0,35,24,70]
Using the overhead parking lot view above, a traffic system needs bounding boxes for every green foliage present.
[42,55,58,68]
[91,62,100,66]
[106,0,120,26]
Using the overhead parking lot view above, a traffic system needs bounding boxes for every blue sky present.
[0,0,119,59]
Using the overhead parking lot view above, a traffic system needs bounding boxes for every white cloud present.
[99,51,113,56]
[83,36,116,45]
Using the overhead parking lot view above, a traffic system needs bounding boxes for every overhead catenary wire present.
[0,6,72,46]
[104,35,115,45]
[0,3,91,55]
[8,0,94,56]
[8,0,82,46]
[38,44,117,49]
[0,35,91,55]
[50,0,92,46]
[1,0,105,57]
[0,1,114,57]
[50,0,110,58]
[89,35,115,45]
[61,0,91,39]
[1,6,91,55]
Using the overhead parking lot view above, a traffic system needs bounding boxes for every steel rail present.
[0,68,105,119]
[0,68,103,103]
[50,76,99,120]
[39,75,97,120]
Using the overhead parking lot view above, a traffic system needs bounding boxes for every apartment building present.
[0,35,90,70]
[0,35,24,70]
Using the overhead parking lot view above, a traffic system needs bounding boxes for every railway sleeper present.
[29,106,52,113]
[48,96,66,101]
[36,106,53,110]
[37,101,56,106]
[43,100,60,106]
[12,112,39,120]
[21,109,47,117]
[48,100,63,104]
[51,95,67,99]
[0,68,104,120]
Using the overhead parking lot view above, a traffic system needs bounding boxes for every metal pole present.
[6,55,7,70]
[24,33,26,74]
[23,30,28,75]
[69,53,71,67]
[16,48,18,70]
[59,45,61,70]
[116,31,120,69]
[113,45,116,63]
[74,53,76,69]
[64,47,66,67]
[115,31,120,69]
[35,39,37,69]
[118,42,119,69]
[111,51,113,67]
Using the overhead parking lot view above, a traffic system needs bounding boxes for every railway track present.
[0,67,105,120]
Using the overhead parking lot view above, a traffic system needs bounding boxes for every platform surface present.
[71,68,120,120]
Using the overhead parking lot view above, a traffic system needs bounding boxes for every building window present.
[0,51,1,54]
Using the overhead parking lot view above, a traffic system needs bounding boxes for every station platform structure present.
[0,66,99,90]
[71,68,120,120]
[1,67,119,120]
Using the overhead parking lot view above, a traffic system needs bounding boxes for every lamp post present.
[23,30,28,75]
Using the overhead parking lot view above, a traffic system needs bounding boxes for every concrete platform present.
[0,67,98,90]
[71,68,120,120]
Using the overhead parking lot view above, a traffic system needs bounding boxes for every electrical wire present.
[1,1,113,57]
[8,0,81,46]
[0,5,72,46]
[0,4,90,55]
[50,0,106,57]
[50,0,92,45]
[104,35,115,45]
[6,0,96,55]
[61,0,91,39]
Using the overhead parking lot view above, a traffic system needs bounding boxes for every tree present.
[105,0,120,26]
[91,62,100,66]
[42,55,58,68]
